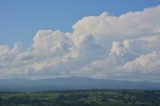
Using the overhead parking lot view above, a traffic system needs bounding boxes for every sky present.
[0,0,160,47]
[0,0,160,81]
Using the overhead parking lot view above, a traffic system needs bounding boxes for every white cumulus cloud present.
[0,5,160,81]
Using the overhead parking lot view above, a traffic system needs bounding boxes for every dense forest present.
[0,90,160,106]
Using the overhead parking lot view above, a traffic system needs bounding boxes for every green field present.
[0,90,160,106]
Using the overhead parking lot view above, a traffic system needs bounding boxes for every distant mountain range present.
[0,77,160,92]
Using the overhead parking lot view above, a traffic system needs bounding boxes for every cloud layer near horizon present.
[0,5,160,81]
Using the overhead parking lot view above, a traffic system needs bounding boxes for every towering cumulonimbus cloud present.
[0,5,160,81]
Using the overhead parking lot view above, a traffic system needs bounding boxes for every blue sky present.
[0,0,160,81]
[0,0,160,48]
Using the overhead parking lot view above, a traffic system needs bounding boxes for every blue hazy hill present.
[0,77,160,92]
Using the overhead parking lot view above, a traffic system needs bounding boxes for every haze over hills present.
[0,77,160,92]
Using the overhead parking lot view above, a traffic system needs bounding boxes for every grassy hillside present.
[0,90,160,106]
